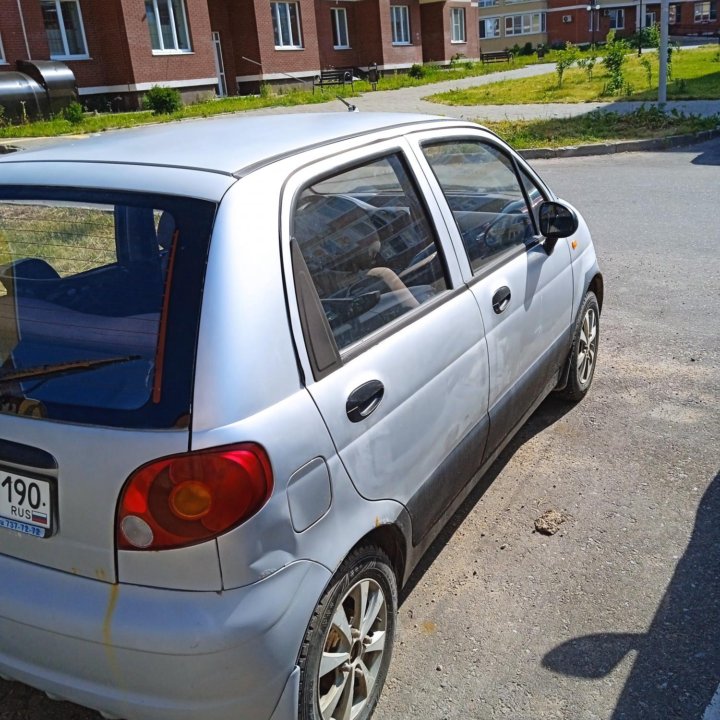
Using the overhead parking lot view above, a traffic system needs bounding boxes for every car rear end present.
[0,159,330,720]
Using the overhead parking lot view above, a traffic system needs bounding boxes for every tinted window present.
[0,189,215,428]
[293,153,448,350]
[422,141,535,273]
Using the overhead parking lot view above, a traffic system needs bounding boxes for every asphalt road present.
[1,139,719,720]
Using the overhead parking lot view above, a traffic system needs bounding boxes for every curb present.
[520,127,720,159]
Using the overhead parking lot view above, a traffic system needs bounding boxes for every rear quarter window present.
[0,188,216,429]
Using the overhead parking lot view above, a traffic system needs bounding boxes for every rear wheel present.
[298,546,397,720]
[559,291,599,402]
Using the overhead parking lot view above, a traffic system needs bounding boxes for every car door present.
[281,139,490,546]
[410,130,574,460]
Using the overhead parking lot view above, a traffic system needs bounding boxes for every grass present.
[0,204,115,276]
[483,106,720,149]
[429,45,720,105]
[0,54,549,139]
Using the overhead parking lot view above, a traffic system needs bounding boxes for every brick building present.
[0,0,717,107]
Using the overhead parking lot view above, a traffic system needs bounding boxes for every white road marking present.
[703,683,720,720]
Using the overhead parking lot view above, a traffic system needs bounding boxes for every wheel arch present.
[588,272,604,312]
[349,523,408,588]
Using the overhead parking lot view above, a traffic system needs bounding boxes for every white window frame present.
[479,16,501,38]
[645,10,657,24]
[0,32,6,64]
[693,1,716,21]
[478,0,498,6]
[450,7,467,42]
[41,0,89,60]
[504,12,545,36]
[272,1,303,49]
[608,8,625,28]
[331,7,350,49]
[146,0,192,54]
[391,5,411,45]
[669,3,680,23]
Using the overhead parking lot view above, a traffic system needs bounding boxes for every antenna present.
[337,96,358,112]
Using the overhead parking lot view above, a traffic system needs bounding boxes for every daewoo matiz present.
[0,113,601,720]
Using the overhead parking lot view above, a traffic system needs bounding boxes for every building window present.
[645,10,656,24]
[145,0,191,52]
[694,1,717,21]
[504,12,546,35]
[331,7,350,48]
[272,2,303,47]
[391,5,411,44]
[478,0,498,6]
[0,32,5,63]
[669,3,681,23]
[479,17,501,37]
[450,8,466,42]
[608,8,624,28]
[40,0,88,59]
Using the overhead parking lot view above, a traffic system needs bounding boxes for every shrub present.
[577,51,598,80]
[555,42,579,87]
[143,85,182,115]
[0,104,6,127]
[62,101,85,124]
[603,31,629,95]
[408,63,426,79]
[640,56,654,88]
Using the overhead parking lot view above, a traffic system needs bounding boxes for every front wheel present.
[298,546,397,720]
[559,291,600,402]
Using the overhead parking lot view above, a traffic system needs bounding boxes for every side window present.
[292,153,449,351]
[422,141,535,273]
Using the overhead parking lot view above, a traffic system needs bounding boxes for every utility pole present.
[658,0,669,104]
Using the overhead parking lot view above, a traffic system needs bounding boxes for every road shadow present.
[543,472,720,720]
[687,136,720,165]
[400,394,575,602]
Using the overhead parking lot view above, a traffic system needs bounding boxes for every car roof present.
[0,112,457,177]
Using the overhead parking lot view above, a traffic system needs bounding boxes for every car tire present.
[559,291,600,402]
[298,546,397,720]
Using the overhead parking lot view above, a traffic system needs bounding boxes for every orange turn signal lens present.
[169,480,212,520]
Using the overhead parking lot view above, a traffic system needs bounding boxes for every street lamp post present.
[587,1,600,45]
[638,0,644,54]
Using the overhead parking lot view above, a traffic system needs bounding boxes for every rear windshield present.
[0,188,215,429]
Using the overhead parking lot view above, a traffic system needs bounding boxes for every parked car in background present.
[0,112,602,720]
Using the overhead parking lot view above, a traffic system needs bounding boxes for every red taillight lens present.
[117,444,273,550]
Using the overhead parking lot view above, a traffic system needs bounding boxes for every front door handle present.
[492,286,512,314]
[346,380,385,423]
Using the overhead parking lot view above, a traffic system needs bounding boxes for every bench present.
[480,50,513,64]
[313,69,354,93]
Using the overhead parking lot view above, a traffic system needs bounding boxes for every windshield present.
[0,188,215,429]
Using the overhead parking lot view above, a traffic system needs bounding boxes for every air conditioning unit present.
[562,14,573,22]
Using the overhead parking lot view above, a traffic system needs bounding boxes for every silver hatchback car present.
[0,113,601,720]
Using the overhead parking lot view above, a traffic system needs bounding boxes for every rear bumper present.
[0,553,330,720]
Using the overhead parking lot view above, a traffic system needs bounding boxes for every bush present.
[143,86,182,115]
[408,63,426,79]
[62,101,84,124]
[603,31,629,95]
[555,42,579,87]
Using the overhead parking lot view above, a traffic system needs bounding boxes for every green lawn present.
[429,45,720,105]
[483,106,720,149]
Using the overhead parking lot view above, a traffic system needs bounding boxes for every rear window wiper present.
[0,355,142,385]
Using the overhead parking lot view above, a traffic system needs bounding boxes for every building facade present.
[0,0,717,107]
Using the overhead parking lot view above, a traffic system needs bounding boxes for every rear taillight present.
[117,444,273,550]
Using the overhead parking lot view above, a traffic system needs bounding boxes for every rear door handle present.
[492,286,512,314]
[346,380,385,423]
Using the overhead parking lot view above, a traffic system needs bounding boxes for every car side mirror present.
[538,201,578,254]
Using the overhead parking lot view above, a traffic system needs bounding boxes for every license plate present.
[0,469,53,538]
